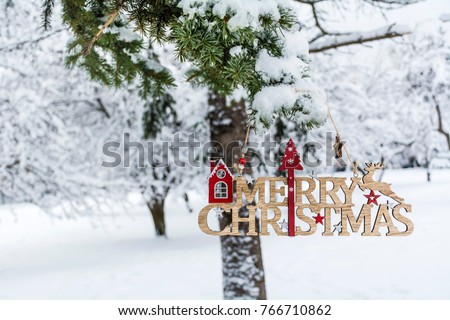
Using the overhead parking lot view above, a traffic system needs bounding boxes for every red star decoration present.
[364,190,381,205]
[314,213,325,225]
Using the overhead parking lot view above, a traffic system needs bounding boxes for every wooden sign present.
[201,140,413,237]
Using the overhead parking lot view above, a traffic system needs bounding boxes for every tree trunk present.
[433,95,450,150]
[208,93,266,300]
[146,198,166,237]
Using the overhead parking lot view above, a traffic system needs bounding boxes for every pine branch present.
[309,24,411,53]
[41,0,55,31]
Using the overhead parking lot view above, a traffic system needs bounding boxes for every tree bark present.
[309,24,410,53]
[433,96,450,150]
[146,198,166,237]
[208,93,266,300]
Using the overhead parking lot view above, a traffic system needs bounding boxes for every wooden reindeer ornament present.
[360,162,405,203]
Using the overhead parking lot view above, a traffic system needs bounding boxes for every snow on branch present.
[363,0,420,9]
[309,24,411,53]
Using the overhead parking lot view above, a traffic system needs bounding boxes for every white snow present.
[1,169,449,299]
[178,0,289,31]
[104,23,141,42]
[253,30,327,129]
[253,85,298,118]
[229,46,243,57]
[256,49,307,83]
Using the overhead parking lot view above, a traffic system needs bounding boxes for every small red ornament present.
[239,157,246,165]
[364,190,381,205]
[313,213,325,225]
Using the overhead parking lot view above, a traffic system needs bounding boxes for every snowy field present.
[0,168,449,300]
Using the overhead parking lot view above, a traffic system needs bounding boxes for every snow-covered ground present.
[0,169,449,299]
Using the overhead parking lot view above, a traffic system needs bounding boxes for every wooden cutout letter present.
[340,204,372,236]
[198,204,233,236]
[231,205,258,236]
[260,205,286,236]
[269,178,287,206]
[322,207,335,236]
[319,177,347,204]
[295,177,318,205]
[370,205,400,236]
[235,177,265,207]
[295,206,317,236]
[389,204,414,236]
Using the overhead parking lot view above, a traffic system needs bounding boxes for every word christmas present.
[198,139,413,237]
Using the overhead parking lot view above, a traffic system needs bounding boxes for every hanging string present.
[235,124,251,176]
[243,124,251,147]
[327,107,358,176]
[294,87,357,175]
[238,107,358,177]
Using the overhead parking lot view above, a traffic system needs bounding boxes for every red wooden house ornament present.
[208,159,233,204]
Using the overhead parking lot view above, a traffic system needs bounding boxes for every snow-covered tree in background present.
[402,19,450,165]
[0,1,128,211]
[308,18,450,170]
[0,1,206,231]
[123,54,209,236]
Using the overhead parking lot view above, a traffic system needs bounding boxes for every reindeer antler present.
[364,162,385,172]
[374,162,384,169]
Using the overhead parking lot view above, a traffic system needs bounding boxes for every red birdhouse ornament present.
[208,159,233,204]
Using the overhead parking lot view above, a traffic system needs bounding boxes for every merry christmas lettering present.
[198,175,413,237]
